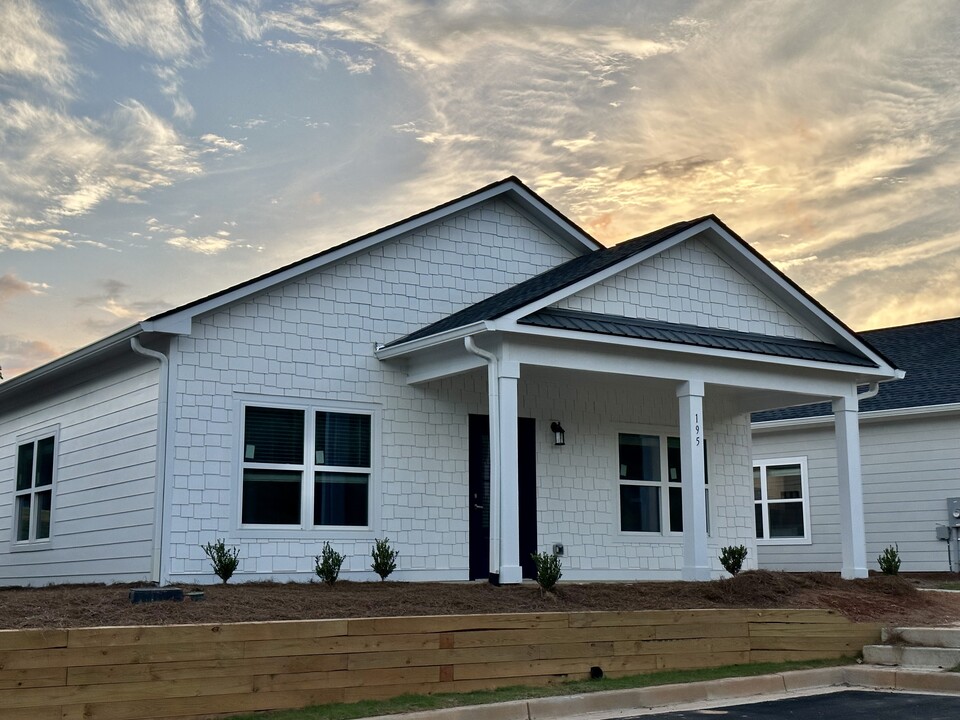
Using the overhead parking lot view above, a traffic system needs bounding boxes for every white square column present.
[495,361,523,584]
[834,393,868,578]
[678,380,711,580]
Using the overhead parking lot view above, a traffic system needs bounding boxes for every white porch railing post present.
[678,380,711,580]
[496,361,523,584]
[834,393,868,578]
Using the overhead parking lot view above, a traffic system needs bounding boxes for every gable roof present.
[0,177,600,397]
[752,316,960,422]
[384,214,893,374]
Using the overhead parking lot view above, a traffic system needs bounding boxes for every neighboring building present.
[752,317,960,572]
[0,178,898,586]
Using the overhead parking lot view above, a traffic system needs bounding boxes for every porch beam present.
[495,361,523,584]
[834,393,868,578]
[678,380,711,580]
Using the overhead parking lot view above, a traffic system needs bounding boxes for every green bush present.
[878,544,901,575]
[315,542,345,585]
[201,538,240,584]
[719,545,748,576]
[531,551,562,592]
[371,537,399,581]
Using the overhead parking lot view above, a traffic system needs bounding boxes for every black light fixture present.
[550,421,565,446]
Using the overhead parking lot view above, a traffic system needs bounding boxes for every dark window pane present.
[244,407,304,464]
[667,437,681,483]
[16,443,34,491]
[769,502,805,538]
[755,503,764,538]
[620,485,660,532]
[767,465,803,499]
[242,469,301,524]
[35,490,52,539]
[619,434,659,481]
[16,496,31,541]
[669,486,683,532]
[35,437,55,487]
[316,412,370,468]
[314,472,368,526]
[753,467,762,501]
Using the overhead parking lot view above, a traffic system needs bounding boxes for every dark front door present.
[469,415,537,581]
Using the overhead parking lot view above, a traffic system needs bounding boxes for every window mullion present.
[304,408,315,529]
[29,441,39,541]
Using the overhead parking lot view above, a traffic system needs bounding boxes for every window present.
[14,434,56,543]
[618,433,709,535]
[753,458,810,543]
[241,403,372,528]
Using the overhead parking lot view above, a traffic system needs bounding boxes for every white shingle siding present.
[166,200,578,581]
[556,237,820,341]
[0,357,159,585]
[754,412,960,572]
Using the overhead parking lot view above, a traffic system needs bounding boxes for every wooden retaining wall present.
[0,609,880,720]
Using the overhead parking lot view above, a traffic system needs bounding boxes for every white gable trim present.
[141,179,599,336]
[752,400,960,432]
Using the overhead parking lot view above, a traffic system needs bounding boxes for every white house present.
[752,317,959,573]
[0,178,899,586]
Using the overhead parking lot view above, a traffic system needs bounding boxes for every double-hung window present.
[618,432,709,535]
[14,433,56,543]
[241,403,373,529]
[754,458,810,543]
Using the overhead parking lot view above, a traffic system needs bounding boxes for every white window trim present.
[613,424,711,540]
[231,395,381,540]
[753,456,812,546]
[10,425,59,551]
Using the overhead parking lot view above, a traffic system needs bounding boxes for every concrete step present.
[881,626,960,648]
[863,643,960,669]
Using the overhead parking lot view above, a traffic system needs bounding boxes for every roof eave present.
[375,321,491,359]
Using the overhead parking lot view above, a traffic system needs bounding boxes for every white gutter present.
[857,382,881,401]
[130,337,170,585]
[375,321,489,359]
[463,336,501,576]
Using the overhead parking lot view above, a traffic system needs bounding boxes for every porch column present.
[678,380,711,580]
[495,361,523,584]
[834,393,868,578]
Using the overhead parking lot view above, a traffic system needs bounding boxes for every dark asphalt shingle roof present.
[752,316,960,422]
[519,308,877,366]
[386,217,710,347]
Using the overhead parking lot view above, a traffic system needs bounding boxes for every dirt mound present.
[0,571,955,630]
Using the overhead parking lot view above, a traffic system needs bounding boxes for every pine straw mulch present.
[1,571,959,631]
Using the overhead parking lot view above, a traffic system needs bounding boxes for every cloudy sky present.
[1,0,959,378]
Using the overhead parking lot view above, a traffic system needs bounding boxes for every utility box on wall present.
[948,497,960,525]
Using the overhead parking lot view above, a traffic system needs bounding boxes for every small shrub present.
[315,542,345,585]
[878,543,901,575]
[719,545,748,576]
[531,551,562,592]
[370,537,399,581]
[201,538,240,584]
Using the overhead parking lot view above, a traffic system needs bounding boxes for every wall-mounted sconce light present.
[550,421,565,446]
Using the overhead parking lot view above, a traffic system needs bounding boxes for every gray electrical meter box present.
[949,497,960,526]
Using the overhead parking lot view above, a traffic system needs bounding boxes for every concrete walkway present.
[364,666,960,720]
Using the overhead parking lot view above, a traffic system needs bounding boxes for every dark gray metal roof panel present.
[752,316,960,421]
[519,308,877,367]
[385,217,709,348]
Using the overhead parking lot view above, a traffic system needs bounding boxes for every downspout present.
[464,336,501,577]
[131,336,169,585]
[857,382,880,401]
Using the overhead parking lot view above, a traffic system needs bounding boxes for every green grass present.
[933,581,960,591]
[225,657,853,720]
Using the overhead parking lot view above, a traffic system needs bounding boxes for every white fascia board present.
[0,324,141,399]
[374,321,490,359]
[494,222,709,326]
[505,185,603,253]
[701,221,896,374]
[492,322,897,381]
[752,401,960,432]
[145,181,597,333]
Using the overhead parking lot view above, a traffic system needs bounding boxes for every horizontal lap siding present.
[0,610,878,720]
[0,356,160,585]
[754,413,960,572]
